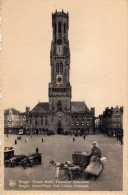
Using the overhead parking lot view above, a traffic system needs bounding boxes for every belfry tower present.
[49,10,71,113]
[48,10,71,132]
[23,10,95,134]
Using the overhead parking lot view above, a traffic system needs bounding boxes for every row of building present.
[4,106,95,135]
[4,106,123,136]
[95,106,123,137]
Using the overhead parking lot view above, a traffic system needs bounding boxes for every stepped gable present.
[4,108,20,115]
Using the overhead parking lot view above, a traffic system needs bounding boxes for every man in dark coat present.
[36,147,39,153]
[90,141,102,158]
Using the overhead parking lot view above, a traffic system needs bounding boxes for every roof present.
[31,102,49,113]
[52,10,68,17]
[71,101,89,113]
[4,108,20,115]
[103,106,123,117]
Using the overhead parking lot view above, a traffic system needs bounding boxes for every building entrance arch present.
[57,121,63,134]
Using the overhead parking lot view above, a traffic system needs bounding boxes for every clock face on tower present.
[56,74,63,84]
[57,39,62,45]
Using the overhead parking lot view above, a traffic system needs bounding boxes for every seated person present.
[90,141,102,159]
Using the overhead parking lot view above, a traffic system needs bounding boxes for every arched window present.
[60,63,63,73]
[58,22,61,33]
[35,119,38,126]
[41,117,43,125]
[56,63,63,74]
[64,23,66,33]
[56,63,59,73]
[45,116,48,125]
[64,46,67,55]
[57,101,62,111]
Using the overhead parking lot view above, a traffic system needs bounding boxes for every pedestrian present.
[83,135,86,140]
[119,136,123,145]
[36,147,39,153]
[119,129,123,145]
[15,139,17,145]
[25,137,28,143]
[26,137,29,142]
[73,137,75,142]
[42,137,44,143]
[116,131,120,143]
[55,163,60,183]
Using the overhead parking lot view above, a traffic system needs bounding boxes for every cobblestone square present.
[4,134,123,190]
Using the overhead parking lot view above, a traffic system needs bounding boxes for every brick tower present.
[48,10,72,133]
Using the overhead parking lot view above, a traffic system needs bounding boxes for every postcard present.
[1,0,128,195]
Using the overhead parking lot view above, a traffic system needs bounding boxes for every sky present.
[1,0,128,115]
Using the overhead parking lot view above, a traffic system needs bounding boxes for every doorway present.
[57,121,63,134]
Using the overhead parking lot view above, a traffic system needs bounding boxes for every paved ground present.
[4,134,123,191]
